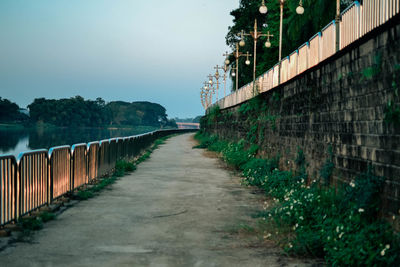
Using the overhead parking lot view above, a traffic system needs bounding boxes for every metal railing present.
[87,142,99,182]
[0,129,195,226]
[18,150,49,217]
[71,144,87,190]
[0,155,17,225]
[211,0,400,110]
[49,146,71,201]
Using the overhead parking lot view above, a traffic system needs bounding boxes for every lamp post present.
[203,82,212,108]
[274,0,304,61]
[215,64,228,98]
[335,0,341,51]
[231,66,237,79]
[233,43,249,91]
[208,73,220,102]
[238,19,273,94]
[200,88,206,109]
[211,65,224,101]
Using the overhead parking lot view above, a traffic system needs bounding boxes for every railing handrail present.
[342,0,360,15]
[17,149,48,163]
[49,145,71,158]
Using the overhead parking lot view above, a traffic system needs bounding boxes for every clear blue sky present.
[0,0,237,118]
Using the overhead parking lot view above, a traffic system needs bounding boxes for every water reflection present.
[0,127,157,157]
[0,129,29,154]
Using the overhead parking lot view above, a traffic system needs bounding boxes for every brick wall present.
[203,17,400,216]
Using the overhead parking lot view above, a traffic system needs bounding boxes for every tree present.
[0,97,20,122]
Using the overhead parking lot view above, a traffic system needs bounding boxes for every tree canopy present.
[226,0,353,90]
[0,97,29,123]
[27,96,175,128]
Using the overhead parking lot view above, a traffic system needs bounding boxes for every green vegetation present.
[0,96,178,129]
[28,97,176,128]
[384,64,400,126]
[207,106,221,126]
[195,131,400,266]
[17,211,56,235]
[174,116,202,123]
[319,146,334,185]
[0,97,29,124]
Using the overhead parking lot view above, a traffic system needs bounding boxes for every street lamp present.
[233,43,250,91]
[275,0,304,61]
[200,88,206,109]
[231,67,237,77]
[245,51,252,66]
[259,0,268,14]
[208,74,214,86]
[203,82,212,107]
[296,0,304,15]
[335,0,341,51]
[238,19,273,85]
[215,64,229,98]
[224,51,231,65]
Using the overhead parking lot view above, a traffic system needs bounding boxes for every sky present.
[0,0,237,118]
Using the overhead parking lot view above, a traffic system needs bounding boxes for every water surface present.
[0,126,158,157]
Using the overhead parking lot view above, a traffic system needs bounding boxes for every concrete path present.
[0,134,317,267]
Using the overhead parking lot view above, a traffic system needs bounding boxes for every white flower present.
[288,243,293,248]
[263,233,272,239]
[339,232,344,239]
[350,181,355,187]
[392,215,396,220]
[327,236,331,241]
[358,208,364,213]
[336,226,339,233]
[299,216,304,220]
[386,244,390,249]
[381,249,385,256]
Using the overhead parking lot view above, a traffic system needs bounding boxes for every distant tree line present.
[0,97,29,123]
[0,96,177,128]
[174,116,202,123]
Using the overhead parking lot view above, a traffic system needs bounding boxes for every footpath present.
[0,133,317,267]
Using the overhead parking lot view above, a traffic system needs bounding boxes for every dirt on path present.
[0,133,320,267]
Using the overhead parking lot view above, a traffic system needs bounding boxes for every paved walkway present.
[0,134,316,267]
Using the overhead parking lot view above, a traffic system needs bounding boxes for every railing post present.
[336,0,341,52]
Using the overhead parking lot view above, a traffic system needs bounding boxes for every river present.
[0,126,158,157]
